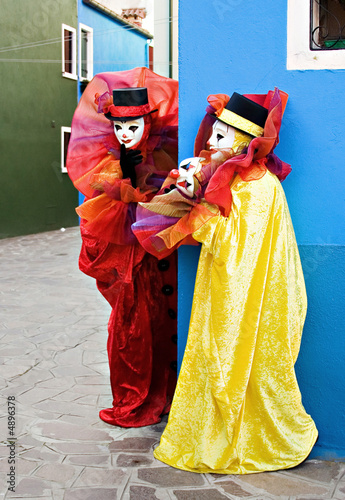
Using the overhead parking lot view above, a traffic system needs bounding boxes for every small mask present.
[176,157,205,197]
[113,117,145,149]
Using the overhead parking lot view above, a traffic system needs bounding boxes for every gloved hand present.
[120,143,143,188]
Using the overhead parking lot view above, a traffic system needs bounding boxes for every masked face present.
[176,157,204,197]
[207,120,236,150]
[113,117,145,148]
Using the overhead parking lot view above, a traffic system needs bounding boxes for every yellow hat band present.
[217,108,264,137]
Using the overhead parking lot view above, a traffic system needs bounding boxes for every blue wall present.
[178,0,345,459]
[78,0,149,76]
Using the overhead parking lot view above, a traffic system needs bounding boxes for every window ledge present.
[287,0,345,70]
[62,72,78,80]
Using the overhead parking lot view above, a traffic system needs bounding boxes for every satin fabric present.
[154,170,318,473]
[79,226,177,427]
[67,68,179,427]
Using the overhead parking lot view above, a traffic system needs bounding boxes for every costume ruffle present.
[132,88,291,256]
[67,66,178,199]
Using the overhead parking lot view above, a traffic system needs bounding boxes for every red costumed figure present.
[67,68,178,427]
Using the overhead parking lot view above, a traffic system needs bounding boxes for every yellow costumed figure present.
[134,89,318,473]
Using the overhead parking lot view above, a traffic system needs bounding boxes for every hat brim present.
[216,108,264,137]
[105,108,158,121]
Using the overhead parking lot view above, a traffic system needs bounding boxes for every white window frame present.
[287,0,345,70]
[61,127,71,173]
[79,23,93,82]
[62,24,77,79]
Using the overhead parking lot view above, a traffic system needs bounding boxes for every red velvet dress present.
[67,68,178,427]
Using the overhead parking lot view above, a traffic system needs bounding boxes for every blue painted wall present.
[78,0,149,76]
[178,0,345,459]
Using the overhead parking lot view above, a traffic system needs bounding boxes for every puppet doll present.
[133,89,318,472]
[67,68,178,427]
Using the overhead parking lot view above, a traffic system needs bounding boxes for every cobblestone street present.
[0,227,344,499]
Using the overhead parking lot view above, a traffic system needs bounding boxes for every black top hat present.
[113,87,148,107]
[217,93,268,137]
[104,87,156,121]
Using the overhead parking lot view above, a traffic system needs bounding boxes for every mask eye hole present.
[129,126,138,132]
[114,125,122,131]
[217,133,224,142]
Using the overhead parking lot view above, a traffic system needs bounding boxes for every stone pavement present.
[0,227,344,500]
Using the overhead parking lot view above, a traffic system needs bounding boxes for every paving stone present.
[12,477,52,497]
[52,391,88,403]
[19,387,64,405]
[116,453,154,467]
[217,479,253,497]
[14,368,54,385]
[83,350,107,364]
[65,454,110,466]
[17,458,41,475]
[64,488,117,500]
[70,384,111,395]
[283,459,342,483]
[238,471,330,497]
[74,394,100,405]
[31,421,112,442]
[80,340,106,351]
[173,489,230,500]
[138,466,205,487]
[0,365,33,379]
[51,442,109,454]
[52,490,65,500]
[0,346,35,357]
[16,435,43,447]
[33,399,95,417]
[88,362,109,376]
[34,463,77,484]
[73,467,127,487]
[296,497,333,500]
[19,445,63,463]
[110,437,157,453]
[51,364,98,377]
[30,410,63,420]
[58,414,100,427]
[1,384,36,398]
[129,485,160,499]
[0,457,10,472]
[75,375,110,385]
[36,377,76,389]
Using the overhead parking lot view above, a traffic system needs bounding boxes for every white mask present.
[207,120,235,150]
[113,117,145,149]
[176,157,204,197]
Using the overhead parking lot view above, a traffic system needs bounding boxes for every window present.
[287,0,345,69]
[148,40,154,71]
[311,0,345,50]
[61,127,71,173]
[62,24,77,79]
[79,24,93,81]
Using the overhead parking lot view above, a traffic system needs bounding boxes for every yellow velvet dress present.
[154,170,318,474]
